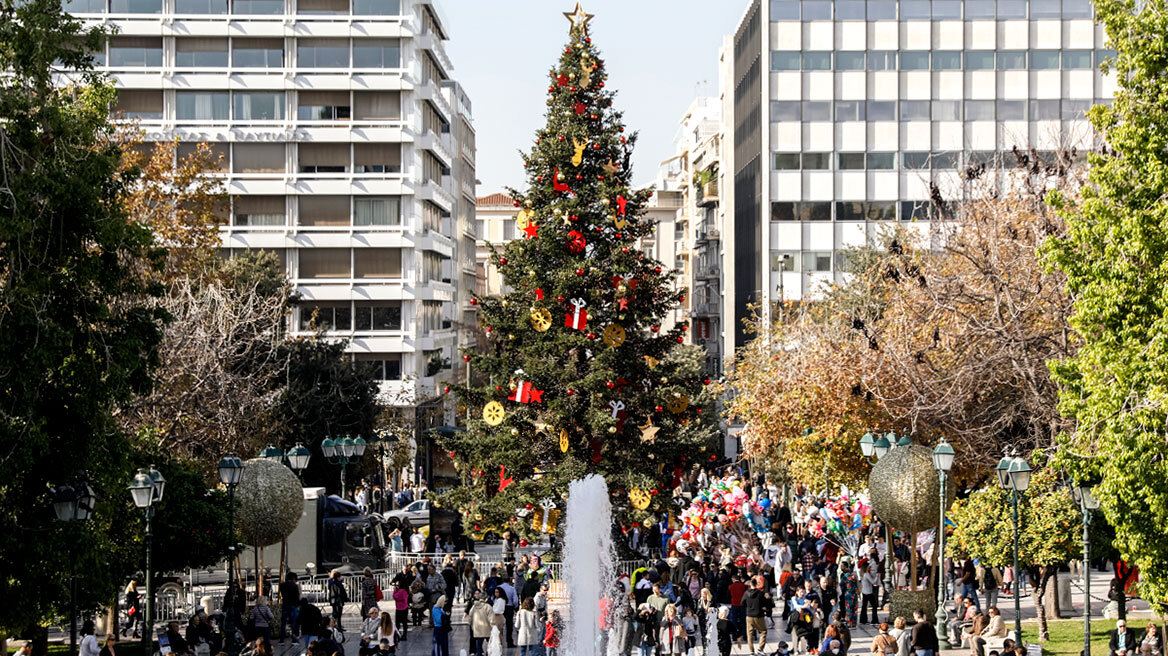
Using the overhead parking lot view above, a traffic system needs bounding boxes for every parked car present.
[383,499,431,529]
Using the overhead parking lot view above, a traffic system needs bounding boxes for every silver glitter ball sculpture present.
[235,458,304,547]
[868,444,954,531]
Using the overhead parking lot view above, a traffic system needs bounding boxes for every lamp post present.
[859,430,895,604]
[129,466,165,655]
[286,444,311,480]
[932,439,955,649]
[1071,481,1101,656]
[997,454,1031,643]
[322,435,366,498]
[217,455,243,653]
[52,475,96,656]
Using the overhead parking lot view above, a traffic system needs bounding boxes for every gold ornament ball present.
[608,426,617,434]
[673,392,681,398]
[601,199,610,206]
[528,270,536,277]
[510,427,520,436]
[525,200,533,207]
[569,73,576,79]
[502,299,510,307]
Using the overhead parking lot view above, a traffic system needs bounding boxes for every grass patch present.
[1020,618,1163,656]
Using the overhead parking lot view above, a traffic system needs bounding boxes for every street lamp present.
[286,444,311,479]
[1071,481,1101,656]
[932,439,955,649]
[859,430,898,607]
[322,435,366,498]
[217,455,243,653]
[998,454,1031,643]
[259,445,284,462]
[129,466,165,655]
[52,475,95,656]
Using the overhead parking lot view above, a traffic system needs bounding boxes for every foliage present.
[1045,0,1168,606]
[438,16,718,537]
[0,0,169,634]
[120,252,293,460]
[726,152,1082,485]
[235,459,303,547]
[117,135,227,283]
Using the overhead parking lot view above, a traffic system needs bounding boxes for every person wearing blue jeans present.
[432,597,450,656]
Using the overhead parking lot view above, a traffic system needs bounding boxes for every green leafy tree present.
[1044,0,1168,606]
[0,0,170,637]
[439,10,717,538]
[948,466,1111,640]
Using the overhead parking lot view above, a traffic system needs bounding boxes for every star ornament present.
[564,1,594,34]
[524,223,539,239]
[639,418,660,444]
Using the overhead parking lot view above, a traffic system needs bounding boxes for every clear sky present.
[442,0,746,196]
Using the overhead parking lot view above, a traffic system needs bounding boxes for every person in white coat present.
[516,599,541,656]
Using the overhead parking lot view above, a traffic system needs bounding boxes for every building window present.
[298,249,349,279]
[1061,99,1092,121]
[298,195,348,227]
[771,251,799,271]
[965,1,995,17]
[867,101,896,121]
[298,39,348,68]
[902,152,930,169]
[108,37,162,67]
[867,50,896,71]
[233,39,283,68]
[932,152,959,169]
[1062,0,1093,18]
[932,100,961,121]
[354,143,402,174]
[1030,50,1060,69]
[801,0,830,19]
[232,0,282,13]
[113,90,163,120]
[299,143,348,173]
[931,51,961,70]
[232,144,285,174]
[965,51,995,70]
[997,50,1027,70]
[900,0,929,18]
[867,152,895,169]
[177,142,229,173]
[997,0,1027,17]
[353,91,402,120]
[175,0,226,13]
[233,195,285,226]
[63,0,106,12]
[770,51,800,71]
[802,52,831,70]
[835,51,865,71]
[234,92,284,120]
[356,354,402,381]
[900,51,930,70]
[354,197,401,226]
[1062,50,1092,69]
[997,100,1026,120]
[503,218,516,240]
[421,252,445,284]
[837,201,896,221]
[835,0,864,19]
[354,302,402,331]
[771,202,831,221]
[1029,99,1061,120]
[932,0,961,17]
[355,249,402,279]
[353,39,401,68]
[866,0,895,18]
[801,152,830,170]
[899,100,930,121]
[297,0,345,13]
[965,100,995,121]
[176,91,230,121]
[421,301,444,333]
[1030,0,1061,18]
[299,302,351,331]
[837,152,865,170]
[110,0,160,12]
[770,101,801,122]
[175,38,228,67]
[769,0,799,19]
[298,91,350,120]
[422,201,443,233]
[835,100,865,121]
[802,252,832,272]
[802,101,831,120]
[353,0,398,14]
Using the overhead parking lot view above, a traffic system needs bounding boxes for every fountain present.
[562,474,616,656]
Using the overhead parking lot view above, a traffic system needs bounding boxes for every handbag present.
[375,584,383,602]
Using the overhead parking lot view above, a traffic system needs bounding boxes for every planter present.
[889,588,935,624]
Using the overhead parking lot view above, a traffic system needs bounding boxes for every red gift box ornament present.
[508,372,544,404]
[565,297,588,331]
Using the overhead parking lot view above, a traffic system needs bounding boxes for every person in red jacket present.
[728,573,747,639]
[544,610,562,656]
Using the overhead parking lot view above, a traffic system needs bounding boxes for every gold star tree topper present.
[564,1,594,35]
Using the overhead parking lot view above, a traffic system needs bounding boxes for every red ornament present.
[599,82,605,88]
[681,325,689,332]
[606,381,615,389]
[462,355,469,362]
[575,174,582,180]
[616,195,628,216]
[570,214,579,222]
[519,539,528,548]
[575,268,585,276]
[469,297,478,305]
[474,525,481,532]
[622,247,629,254]
[619,127,625,132]
[598,175,605,180]
[585,38,591,43]
[499,257,507,265]
[443,386,450,394]
[523,223,539,239]
[525,503,533,510]
[615,233,622,238]
[513,201,521,207]
[651,326,660,332]
[655,405,664,413]
[566,389,575,396]
[586,332,596,340]
[593,144,601,150]
[710,454,717,461]
[621,137,627,143]
[552,167,571,193]
[557,296,566,303]
[696,408,703,414]
[535,288,544,301]
[567,230,587,254]
[573,101,587,115]
[590,114,598,120]
[495,385,503,391]
[448,451,456,458]
[676,336,684,343]
[650,489,658,496]
[558,135,565,142]
[703,378,711,385]
[655,267,663,273]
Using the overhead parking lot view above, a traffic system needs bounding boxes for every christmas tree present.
[440,3,717,542]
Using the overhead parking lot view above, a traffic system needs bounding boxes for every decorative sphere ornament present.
[235,458,303,548]
[868,444,954,531]
[608,426,617,434]
[510,428,520,436]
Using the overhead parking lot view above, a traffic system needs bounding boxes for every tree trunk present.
[1029,567,1055,642]
[255,546,262,598]
[910,531,919,591]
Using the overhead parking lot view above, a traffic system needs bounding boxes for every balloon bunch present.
[807,492,871,560]
[674,477,769,565]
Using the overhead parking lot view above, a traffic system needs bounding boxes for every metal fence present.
[160,554,651,624]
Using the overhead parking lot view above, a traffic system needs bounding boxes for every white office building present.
[720,0,1116,356]
[65,0,477,414]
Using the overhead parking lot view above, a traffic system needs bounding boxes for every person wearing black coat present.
[636,604,659,656]
[911,610,939,656]
[715,607,740,656]
[297,599,324,651]
[1108,620,1138,656]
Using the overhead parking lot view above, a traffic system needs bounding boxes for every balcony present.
[697,179,719,206]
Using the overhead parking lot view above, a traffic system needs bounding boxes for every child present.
[681,607,699,656]
[543,610,562,656]
[392,584,409,641]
